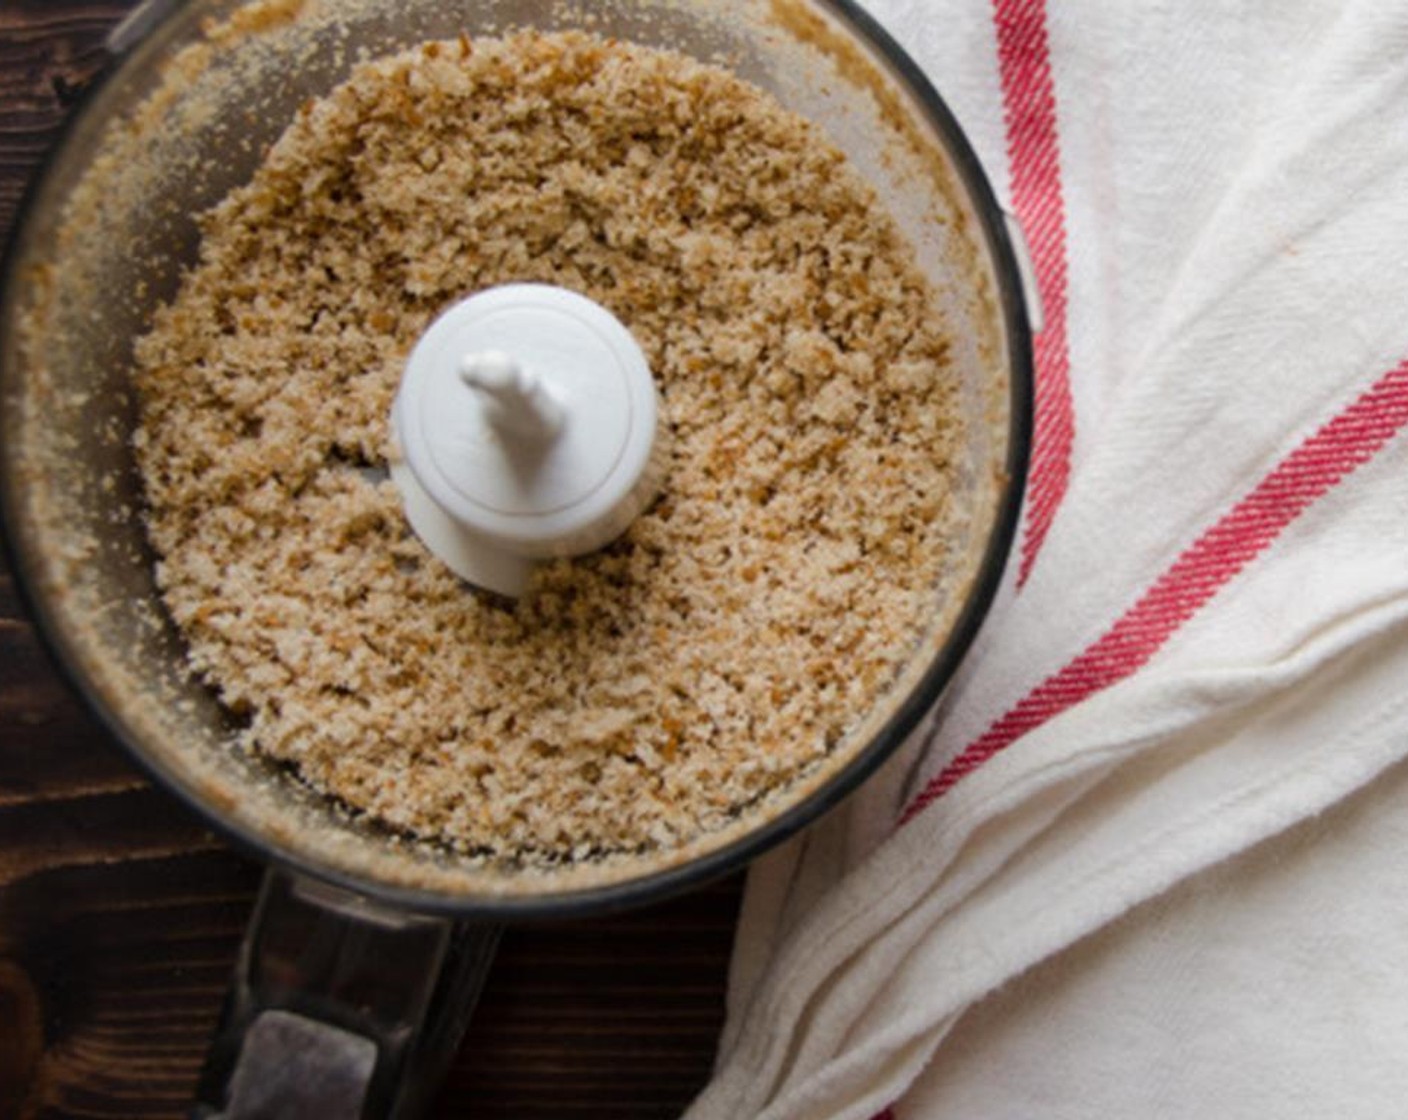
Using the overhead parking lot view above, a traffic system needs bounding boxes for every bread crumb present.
[133,30,961,865]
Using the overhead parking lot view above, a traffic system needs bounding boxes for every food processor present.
[0,0,1033,1113]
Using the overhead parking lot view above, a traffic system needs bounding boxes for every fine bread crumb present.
[132,29,962,865]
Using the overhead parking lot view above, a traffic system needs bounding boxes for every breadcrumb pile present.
[132,30,960,864]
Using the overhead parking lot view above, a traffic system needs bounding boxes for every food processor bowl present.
[0,0,1031,1112]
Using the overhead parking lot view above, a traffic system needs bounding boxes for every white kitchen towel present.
[686,2,1408,1118]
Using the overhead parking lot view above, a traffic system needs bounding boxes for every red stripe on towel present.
[900,359,1408,825]
[994,0,1075,586]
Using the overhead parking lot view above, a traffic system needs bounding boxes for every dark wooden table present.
[0,5,741,1116]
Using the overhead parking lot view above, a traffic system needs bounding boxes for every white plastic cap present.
[389,283,663,597]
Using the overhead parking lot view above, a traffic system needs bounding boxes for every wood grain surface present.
[0,4,742,1117]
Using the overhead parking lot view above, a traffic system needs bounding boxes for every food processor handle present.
[191,868,501,1119]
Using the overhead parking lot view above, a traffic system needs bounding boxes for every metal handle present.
[192,868,501,1120]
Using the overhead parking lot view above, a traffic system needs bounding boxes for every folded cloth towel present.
[685,3,1408,1118]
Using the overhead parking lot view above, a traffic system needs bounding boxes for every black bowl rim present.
[0,0,1034,921]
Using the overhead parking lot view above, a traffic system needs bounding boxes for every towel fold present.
[686,3,1408,1117]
